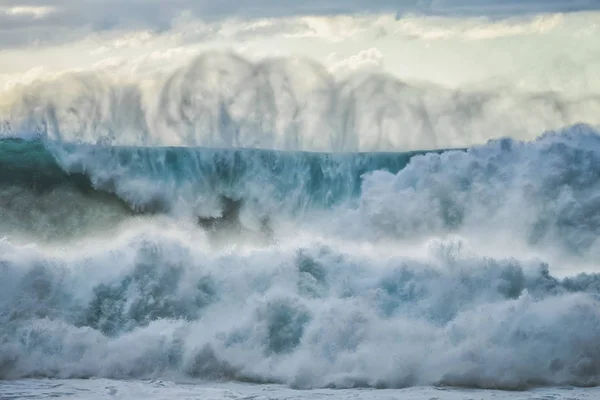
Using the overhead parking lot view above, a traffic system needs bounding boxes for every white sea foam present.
[2,379,599,400]
[1,221,600,389]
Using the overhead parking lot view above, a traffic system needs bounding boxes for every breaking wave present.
[2,122,600,389]
[0,137,438,241]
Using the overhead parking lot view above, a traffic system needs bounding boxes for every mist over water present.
[2,53,599,151]
[1,50,600,392]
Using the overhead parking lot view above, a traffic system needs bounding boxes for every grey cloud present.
[0,0,599,49]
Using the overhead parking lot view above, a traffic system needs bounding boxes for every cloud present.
[1,9,599,99]
[328,48,384,74]
[0,0,598,49]
[394,13,565,40]
[0,5,56,18]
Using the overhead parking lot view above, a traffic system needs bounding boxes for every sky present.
[1,1,599,90]
[1,1,599,46]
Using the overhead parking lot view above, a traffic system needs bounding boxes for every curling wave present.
[0,137,440,241]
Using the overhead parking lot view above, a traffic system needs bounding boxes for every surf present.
[1,124,600,390]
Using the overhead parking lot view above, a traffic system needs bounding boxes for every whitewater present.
[2,52,600,399]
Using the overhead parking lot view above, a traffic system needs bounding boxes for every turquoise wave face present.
[0,138,452,214]
[0,138,454,241]
[0,139,94,193]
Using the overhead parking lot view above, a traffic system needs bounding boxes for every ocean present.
[0,26,600,396]
[1,122,600,399]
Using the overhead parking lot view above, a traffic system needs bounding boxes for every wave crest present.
[356,124,600,255]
